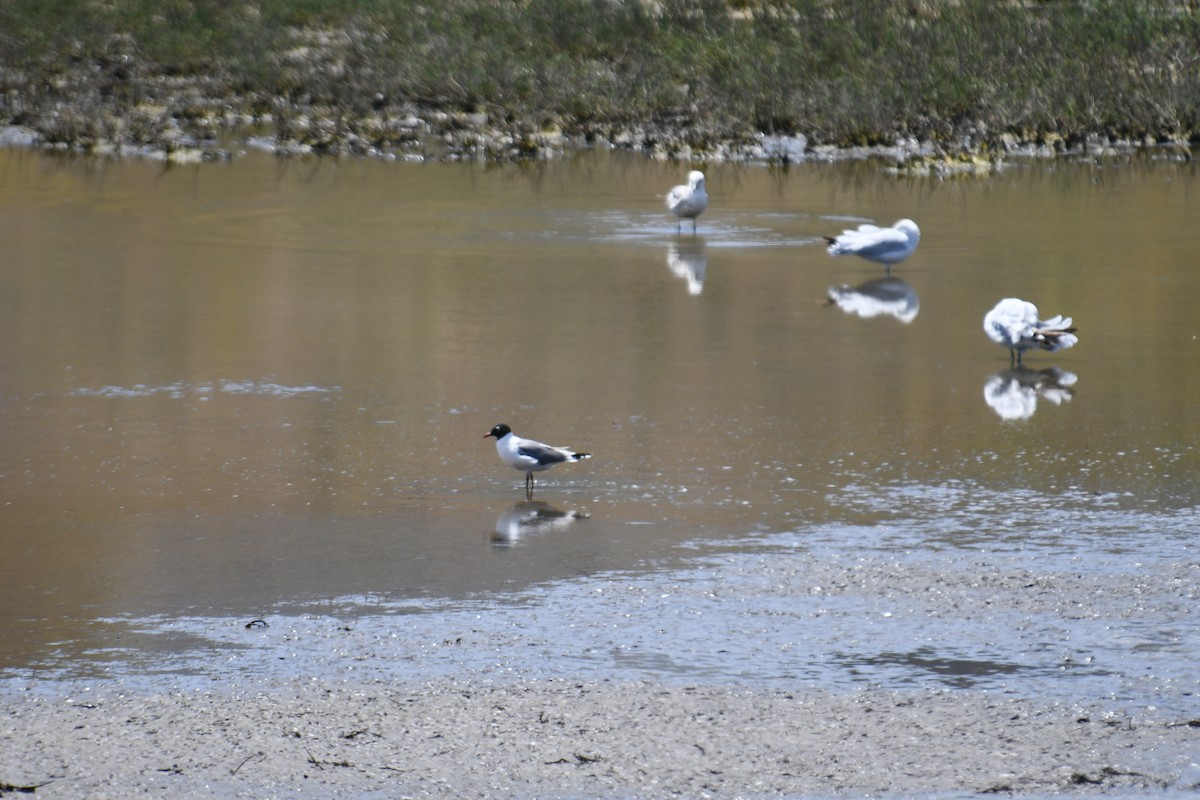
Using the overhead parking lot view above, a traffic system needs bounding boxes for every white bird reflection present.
[825,276,919,323]
[983,367,1078,421]
[491,500,589,546]
[666,239,708,295]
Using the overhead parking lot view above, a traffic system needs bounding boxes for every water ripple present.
[69,380,341,400]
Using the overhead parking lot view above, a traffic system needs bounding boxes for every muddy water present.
[0,149,1197,709]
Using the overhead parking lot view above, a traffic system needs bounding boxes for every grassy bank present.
[1,0,1198,160]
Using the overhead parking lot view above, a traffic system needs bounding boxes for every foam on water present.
[69,380,341,399]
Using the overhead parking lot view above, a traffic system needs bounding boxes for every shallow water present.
[0,148,1197,714]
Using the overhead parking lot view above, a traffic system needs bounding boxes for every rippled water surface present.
[1,148,1197,713]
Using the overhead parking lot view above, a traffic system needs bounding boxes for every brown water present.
[1,148,1197,705]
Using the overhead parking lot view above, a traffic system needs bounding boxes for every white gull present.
[665,170,708,232]
[824,218,921,272]
[983,297,1078,366]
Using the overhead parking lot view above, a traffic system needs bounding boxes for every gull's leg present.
[525,472,534,501]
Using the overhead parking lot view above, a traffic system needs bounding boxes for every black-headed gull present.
[665,170,708,232]
[824,218,921,272]
[484,423,591,499]
[983,297,1078,366]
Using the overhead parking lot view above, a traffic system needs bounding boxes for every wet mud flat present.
[3,533,1198,799]
[2,679,1197,799]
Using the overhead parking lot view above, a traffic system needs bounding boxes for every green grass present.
[2,0,1198,154]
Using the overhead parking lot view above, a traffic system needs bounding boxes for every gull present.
[484,423,591,500]
[665,170,708,232]
[983,297,1078,366]
[824,218,921,272]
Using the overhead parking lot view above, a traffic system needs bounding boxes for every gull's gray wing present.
[518,440,570,466]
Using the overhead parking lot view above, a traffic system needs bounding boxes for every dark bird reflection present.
[825,276,919,323]
[666,238,708,295]
[983,367,1078,420]
[491,501,589,546]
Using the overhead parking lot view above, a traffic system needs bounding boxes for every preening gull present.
[983,297,1078,366]
[824,218,921,271]
[484,423,591,500]
[665,171,708,232]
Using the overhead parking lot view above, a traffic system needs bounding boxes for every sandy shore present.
[3,677,1197,799]
[4,533,1200,798]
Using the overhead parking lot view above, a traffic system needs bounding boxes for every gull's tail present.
[1033,316,1078,352]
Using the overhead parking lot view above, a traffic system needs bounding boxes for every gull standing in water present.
[484,424,591,500]
[665,170,708,232]
[983,297,1078,366]
[824,218,921,272]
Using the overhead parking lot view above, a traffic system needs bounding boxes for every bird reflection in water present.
[491,501,589,546]
[824,276,919,324]
[983,367,1077,421]
[666,238,708,295]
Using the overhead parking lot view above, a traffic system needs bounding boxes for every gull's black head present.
[484,423,512,440]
